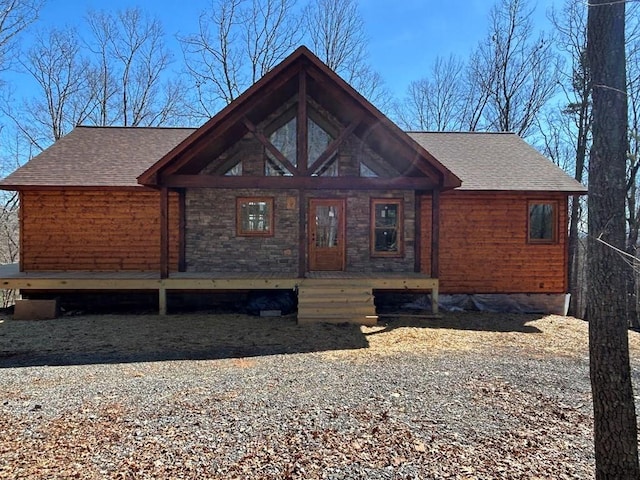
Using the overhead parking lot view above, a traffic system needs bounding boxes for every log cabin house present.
[0,47,586,324]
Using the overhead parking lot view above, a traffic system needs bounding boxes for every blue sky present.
[27,0,559,100]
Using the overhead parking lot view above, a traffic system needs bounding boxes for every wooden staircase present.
[296,279,378,325]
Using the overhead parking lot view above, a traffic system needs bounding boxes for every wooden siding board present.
[21,190,179,271]
[420,191,569,294]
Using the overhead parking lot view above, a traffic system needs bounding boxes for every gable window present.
[528,201,557,243]
[371,198,403,257]
[264,107,339,176]
[360,162,379,177]
[224,162,242,176]
[237,197,274,236]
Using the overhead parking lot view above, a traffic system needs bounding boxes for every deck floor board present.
[0,263,439,319]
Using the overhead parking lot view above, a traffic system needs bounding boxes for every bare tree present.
[548,0,591,318]
[469,0,559,137]
[85,9,118,126]
[304,0,391,110]
[0,0,43,73]
[395,55,468,131]
[12,27,95,148]
[623,1,640,328]
[586,0,639,477]
[85,7,185,127]
[243,0,301,85]
[0,128,30,303]
[181,0,302,120]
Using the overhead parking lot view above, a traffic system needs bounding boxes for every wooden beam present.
[297,71,308,174]
[430,189,440,279]
[298,190,306,278]
[307,116,361,175]
[160,187,169,279]
[414,192,422,273]
[18,191,24,272]
[155,63,304,180]
[243,117,300,176]
[178,189,186,272]
[162,174,439,190]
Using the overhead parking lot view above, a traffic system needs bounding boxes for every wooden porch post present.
[431,189,440,278]
[431,189,440,315]
[178,188,186,272]
[297,70,308,175]
[414,192,422,273]
[297,70,308,278]
[160,187,169,279]
[298,190,306,278]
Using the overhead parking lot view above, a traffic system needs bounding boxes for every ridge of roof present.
[406,131,517,135]
[74,125,197,131]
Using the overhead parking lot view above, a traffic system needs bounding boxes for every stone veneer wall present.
[185,188,300,274]
[185,188,416,274]
[187,96,417,274]
[338,190,415,273]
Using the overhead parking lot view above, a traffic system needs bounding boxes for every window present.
[528,201,557,243]
[371,199,403,256]
[237,197,274,236]
[266,117,296,176]
[224,162,242,176]
[264,108,337,176]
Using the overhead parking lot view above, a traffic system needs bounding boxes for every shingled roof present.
[0,126,586,193]
[409,132,586,193]
[0,126,195,188]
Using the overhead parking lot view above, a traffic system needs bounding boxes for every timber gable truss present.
[138,47,460,192]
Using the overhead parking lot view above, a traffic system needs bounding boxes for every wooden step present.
[296,280,378,325]
[298,314,378,326]
[298,305,375,315]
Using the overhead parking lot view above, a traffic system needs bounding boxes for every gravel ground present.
[0,312,639,479]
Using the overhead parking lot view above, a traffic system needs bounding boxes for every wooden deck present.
[0,264,438,322]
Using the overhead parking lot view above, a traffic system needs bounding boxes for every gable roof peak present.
[137,44,461,189]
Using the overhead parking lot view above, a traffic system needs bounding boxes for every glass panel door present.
[308,199,345,271]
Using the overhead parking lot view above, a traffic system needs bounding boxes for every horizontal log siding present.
[21,190,179,271]
[421,191,568,293]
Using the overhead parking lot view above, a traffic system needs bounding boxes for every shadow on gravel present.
[370,312,544,336]
[0,313,369,368]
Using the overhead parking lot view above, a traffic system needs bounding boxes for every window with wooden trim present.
[528,201,557,243]
[237,197,274,236]
[371,199,403,256]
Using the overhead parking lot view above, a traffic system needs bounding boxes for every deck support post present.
[158,285,167,315]
[431,283,439,315]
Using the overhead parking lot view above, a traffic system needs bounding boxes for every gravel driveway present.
[1,313,639,479]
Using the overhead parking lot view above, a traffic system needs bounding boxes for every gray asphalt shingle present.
[0,126,586,193]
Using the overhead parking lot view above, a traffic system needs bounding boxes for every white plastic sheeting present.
[403,293,570,315]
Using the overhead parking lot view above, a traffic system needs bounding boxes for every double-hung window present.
[528,201,557,243]
[371,198,403,257]
[237,197,274,237]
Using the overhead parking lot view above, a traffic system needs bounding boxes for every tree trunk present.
[567,195,581,316]
[586,1,640,478]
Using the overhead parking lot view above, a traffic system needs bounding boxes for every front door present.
[308,198,345,271]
